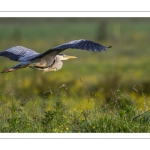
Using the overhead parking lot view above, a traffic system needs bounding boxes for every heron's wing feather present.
[0,46,40,62]
[50,39,111,51]
[32,39,112,61]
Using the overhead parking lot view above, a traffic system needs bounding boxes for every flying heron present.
[0,39,112,73]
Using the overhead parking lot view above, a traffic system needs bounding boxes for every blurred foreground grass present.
[0,18,150,132]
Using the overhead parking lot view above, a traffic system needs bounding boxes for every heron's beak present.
[68,55,77,59]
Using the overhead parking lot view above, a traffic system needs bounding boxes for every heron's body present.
[29,55,64,72]
[0,39,112,73]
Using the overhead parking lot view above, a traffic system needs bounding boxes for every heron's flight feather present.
[33,39,111,60]
[50,39,110,51]
[0,46,40,62]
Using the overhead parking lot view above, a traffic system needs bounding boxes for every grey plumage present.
[0,39,112,73]
[0,46,40,62]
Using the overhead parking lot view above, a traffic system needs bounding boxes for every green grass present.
[0,18,150,132]
[0,85,150,133]
[0,80,150,133]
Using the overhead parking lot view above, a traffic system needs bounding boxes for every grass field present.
[0,18,150,132]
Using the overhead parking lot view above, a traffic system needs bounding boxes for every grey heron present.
[0,39,112,73]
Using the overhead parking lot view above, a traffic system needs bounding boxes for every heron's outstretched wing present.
[0,46,40,62]
[51,39,112,52]
[33,39,112,60]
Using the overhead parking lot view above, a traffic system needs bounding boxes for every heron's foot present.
[1,67,14,73]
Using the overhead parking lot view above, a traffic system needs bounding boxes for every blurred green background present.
[0,17,150,109]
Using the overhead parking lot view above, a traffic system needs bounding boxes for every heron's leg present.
[1,67,16,73]
[1,64,29,73]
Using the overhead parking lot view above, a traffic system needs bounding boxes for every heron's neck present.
[56,55,63,61]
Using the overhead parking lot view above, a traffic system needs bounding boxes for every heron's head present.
[58,54,77,61]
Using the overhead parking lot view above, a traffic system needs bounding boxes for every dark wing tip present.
[108,46,112,48]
